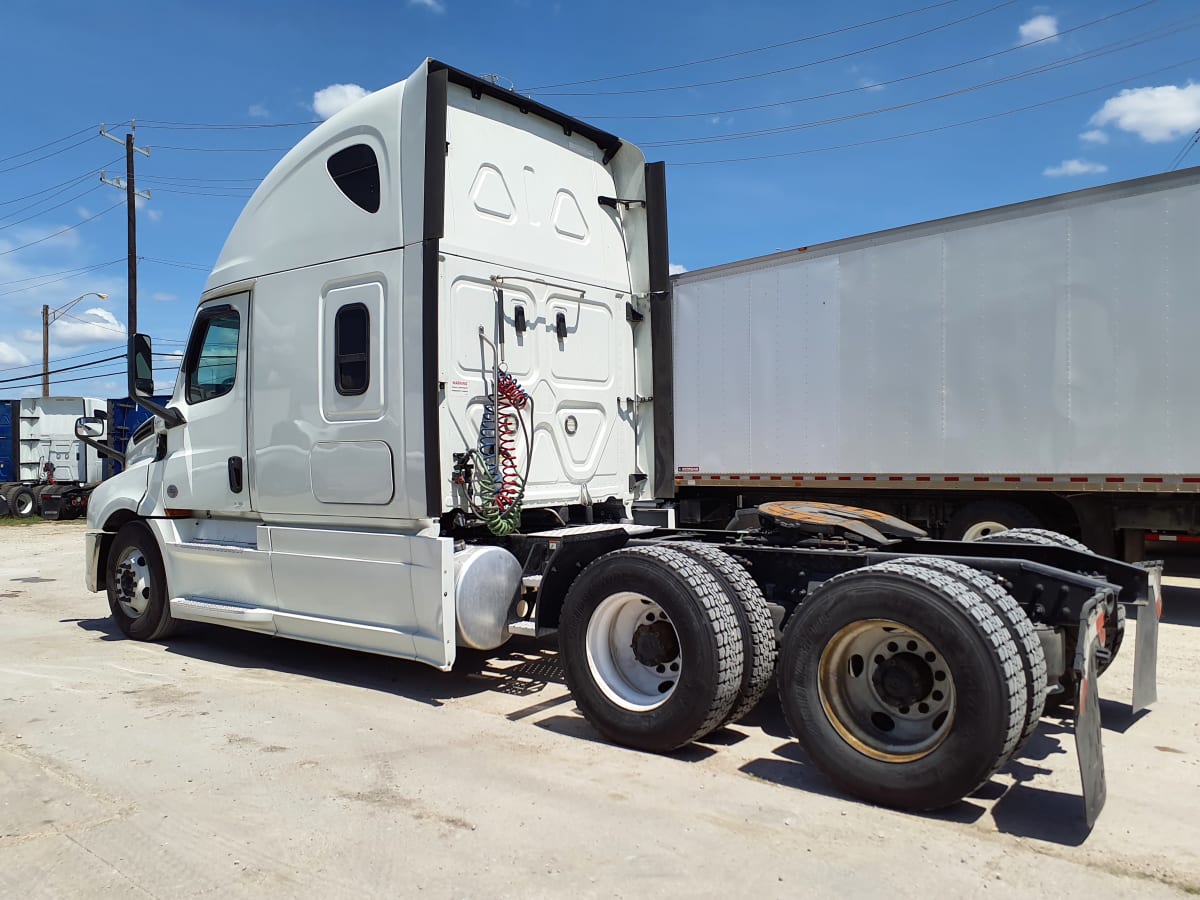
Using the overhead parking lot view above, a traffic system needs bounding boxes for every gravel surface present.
[2,520,1198,898]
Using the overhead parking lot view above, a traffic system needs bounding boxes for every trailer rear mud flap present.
[1131,563,1162,714]
[1073,595,1114,829]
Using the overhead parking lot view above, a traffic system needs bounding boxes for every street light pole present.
[41,291,109,398]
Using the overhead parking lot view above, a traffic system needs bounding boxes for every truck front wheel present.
[106,521,178,642]
[558,546,744,752]
[777,562,1024,811]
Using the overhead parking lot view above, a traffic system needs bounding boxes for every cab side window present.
[334,303,370,395]
[185,309,241,404]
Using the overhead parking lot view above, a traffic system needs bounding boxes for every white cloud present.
[25,306,127,348]
[248,103,270,119]
[668,263,688,275]
[151,291,177,302]
[409,0,446,11]
[1043,158,1107,177]
[312,83,372,120]
[1079,129,1109,144]
[147,209,163,223]
[1089,83,1200,143]
[0,341,30,365]
[1019,14,1059,44]
[76,205,92,218]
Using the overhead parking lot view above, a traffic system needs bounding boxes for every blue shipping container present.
[0,399,17,482]
[103,396,172,479]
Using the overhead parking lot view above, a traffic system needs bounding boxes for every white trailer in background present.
[80,58,1161,826]
[0,396,105,517]
[669,167,1200,561]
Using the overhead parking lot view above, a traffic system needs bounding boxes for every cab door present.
[160,293,251,516]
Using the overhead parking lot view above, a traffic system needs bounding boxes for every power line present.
[0,365,180,392]
[149,145,290,152]
[0,156,124,207]
[0,184,103,232]
[587,1,1159,120]
[0,344,124,374]
[524,0,963,90]
[140,256,210,271]
[144,185,255,198]
[0,354,124,385]
[0,134,100,176]
[644,21,1193,148]
[139,119,321,130]
[532,0,1020,97]
[0,257,125,289]
[667,55,1200,166]
[0,258,125,299]
[0,202,124,257]
[1168,127,1200,170]
[0,124,102,165]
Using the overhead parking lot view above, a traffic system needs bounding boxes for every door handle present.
[228,456,244,494]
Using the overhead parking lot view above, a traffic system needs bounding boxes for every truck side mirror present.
[74,416,106,440]
[130,333,154,398]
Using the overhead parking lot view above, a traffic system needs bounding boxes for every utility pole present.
[100,122,150,340]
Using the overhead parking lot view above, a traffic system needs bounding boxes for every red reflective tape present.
[916,476,931,482]
[728,475,741,481]
[1004,476,1021,482]
[815,475,827,481]
[1144,477,1164,483]
[748,475,761,481]
[1105,477,1125,483]
[1070,476,1089,483]
[769,475,782,481]
[889,476,904,481]
[863,475,876,481]
[1037,476,1054,483]
[944,476,960,482]
[973,476,989,482]
[1184,477,1200,484]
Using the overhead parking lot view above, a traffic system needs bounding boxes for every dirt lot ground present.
[2,520,1198,898]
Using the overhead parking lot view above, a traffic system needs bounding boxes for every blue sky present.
[1,0,1198,398]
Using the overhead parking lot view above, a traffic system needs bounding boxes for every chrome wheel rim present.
[585,592,681,711]
[113,546,152,619]
[818,619,956,762]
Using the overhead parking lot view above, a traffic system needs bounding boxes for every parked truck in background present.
[80,58,1161,825]
[0,396,106,518]
[669,167,1200,563]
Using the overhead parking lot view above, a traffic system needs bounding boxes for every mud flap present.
[1074,594,1106,829]
[1130,564,1162,714]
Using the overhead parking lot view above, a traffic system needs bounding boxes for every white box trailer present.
[79,58,1162,825]
[669,167,1200,560]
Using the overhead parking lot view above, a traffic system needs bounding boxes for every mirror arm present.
[128,334,186,427]
[73,419,126,466]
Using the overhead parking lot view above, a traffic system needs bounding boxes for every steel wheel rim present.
[585,591,681,711]
[818,618,956,763]
[113,545,152,619]
[13,492,34,516]
[963,521,1008,541]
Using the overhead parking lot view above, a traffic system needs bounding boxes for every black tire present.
[673,542,778,726]
[558,545,744,753]
[977,527,1091,554]
[777,561,1024,811]
[106,521,178,641]
[7,484,38,518]
[0,493,9,517]
[946,500,1039,542]
[875,557,1047,755]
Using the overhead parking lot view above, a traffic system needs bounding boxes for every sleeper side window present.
[327,144,380,213]
[185,309,241,404]
[335,303,370,396]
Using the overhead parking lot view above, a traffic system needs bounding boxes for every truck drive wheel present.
[947,500,1038,542]
[7,485,37,518]
[558,546,744,753]
[674,542,778,726]
[977,527,1091,554]
[875,557,1047,755]
[777,561,1024,811]
[106,521,179,642]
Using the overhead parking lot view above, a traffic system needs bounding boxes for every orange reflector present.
[164,508,194,519]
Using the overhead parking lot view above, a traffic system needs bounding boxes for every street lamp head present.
[97,293,109,300]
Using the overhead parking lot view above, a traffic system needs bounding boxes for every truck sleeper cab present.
[84,59,1160,826]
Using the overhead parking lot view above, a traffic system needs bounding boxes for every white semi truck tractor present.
[80,58,1161,825]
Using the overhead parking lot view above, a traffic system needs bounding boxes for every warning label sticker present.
[450,379,470,395]
[677,466,700,473]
